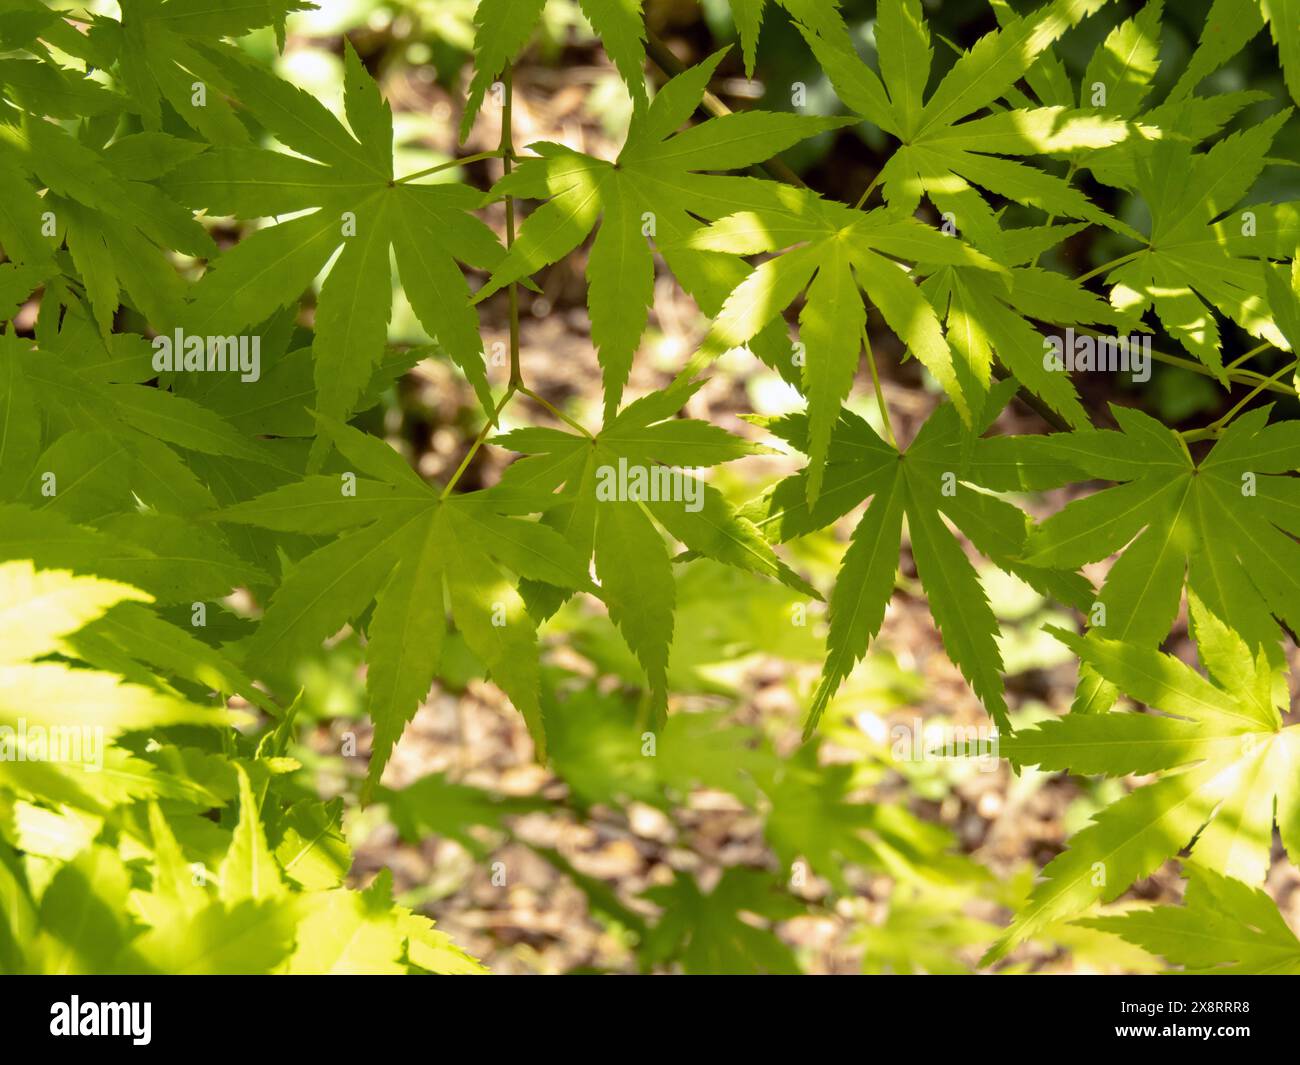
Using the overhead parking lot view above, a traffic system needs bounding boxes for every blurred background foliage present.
[34,0,1299,973]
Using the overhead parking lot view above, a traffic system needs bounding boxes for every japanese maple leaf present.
[988,599,1300,962]
[487,378,816,727]
[640,869,803,975]
[685,185,1003,500]
[742,386,1091,737]
[478,49,850,416]
[213,417,595,779]
[800,0,1136,257]
[1103,113,1296,378]
[727,0,846,76]
[919,221,1118,428]
[163,42,504,463]
[100,0,305,143]
[0,119,214,332]
[994,0,1267,192]
[461,0,650,138]
[1082,865,1300,975]
[1023,404,1300,712]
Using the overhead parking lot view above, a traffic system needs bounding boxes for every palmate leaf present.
[727,0,846,76]
[640,868,804,974]
[488,379,814,727]
[379,771,549,857]
[213,416,594,779]
[997,0,1267,191]
[462,0,649,140]
[96,0,301,143]
[0,561,248,820]
[1104,114,1297,378]
[1082,865,1300,975]
[743,388,1091,737]
[919,221,1116,427]
[759,744,974,892]
[162,42,504,461]
[1023,404,1300,712]
[987,600,1300,962]
[0,120,214,332]
[801,0,1136,257]
[686,185,1004,497]
[479,49,850,416]
[1162,0,1300,110]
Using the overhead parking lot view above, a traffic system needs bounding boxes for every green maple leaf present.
[802,0,1136,257]
[1082,865,1300,975]
[987,599,1300,962]
[0,121,215,331]
[1023,404,1300,712]
[759,744,973,891]
[163,42,504,460]
[641,868,804,974]
[686,185,1003,498]
[995,0,1267,190]
[920,221,1117,427]
[98,0,303,143]
[488,379,815,727]
[1104,112,1296,378]
[213,416,594,778]
[462,0,649,139]
[727,0,846,76]
[744,388,1091,737]
[0,52,121,120]
[0,560,249,819]
[378,771,549,857]
[1158,0,1300,110]
[478,49,850,416]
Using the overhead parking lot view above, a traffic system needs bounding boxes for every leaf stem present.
[1181,357,1300,441]
[1076,249,1140,285]
[518,385,595,439]
[1225,341,1272,371]
[441,386,518,500]
[853,170,882,211]
[1139,344,1295,396]
[863,326,897,449]
[395,150,505,184]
